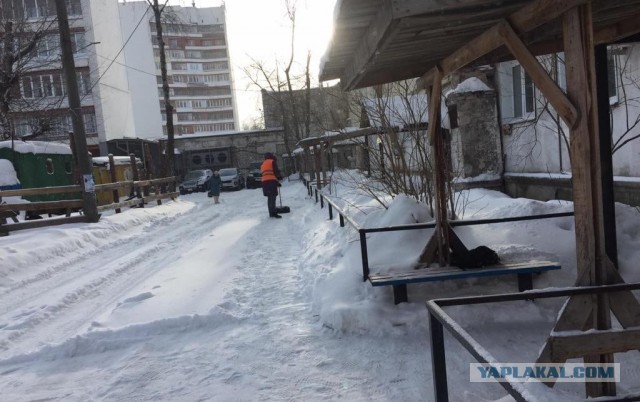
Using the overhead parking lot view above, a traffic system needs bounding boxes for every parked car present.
[219,167,245,190]
[245,161,263,189]
[179,169,213,194]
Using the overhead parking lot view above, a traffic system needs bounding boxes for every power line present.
[84,2,154,97]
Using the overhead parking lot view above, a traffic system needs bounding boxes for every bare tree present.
[610,45,640,154]
[506,47,640,171]
[338,80,437,212]
[0,0,61,140]
[241,0,323,174]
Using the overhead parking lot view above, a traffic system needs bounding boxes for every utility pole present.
[149,0,175,178]
[55,0,99,222]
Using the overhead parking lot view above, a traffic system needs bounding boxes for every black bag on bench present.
[451,246,500,269]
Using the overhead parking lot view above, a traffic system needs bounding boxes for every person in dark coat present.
[208,170,222,204]
[261,152,283,218]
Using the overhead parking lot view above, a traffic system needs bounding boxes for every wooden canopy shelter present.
[320,0,640,399]
[297,128,378,190]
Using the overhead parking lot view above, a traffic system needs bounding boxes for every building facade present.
[3,0,135,155]
[119,2,239,143]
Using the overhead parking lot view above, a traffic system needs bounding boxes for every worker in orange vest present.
[261,152,283,218]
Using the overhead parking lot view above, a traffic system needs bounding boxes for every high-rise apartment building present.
[3,1,237,155]
[2,0,135,155]
[119,2,239,142]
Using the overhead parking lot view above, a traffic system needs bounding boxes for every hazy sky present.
[166,0,338,127]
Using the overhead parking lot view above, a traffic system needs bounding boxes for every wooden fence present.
[0,176,178,236]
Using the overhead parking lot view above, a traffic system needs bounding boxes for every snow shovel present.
[276,187,290,214]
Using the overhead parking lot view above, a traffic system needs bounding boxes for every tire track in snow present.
[0,193,248,358]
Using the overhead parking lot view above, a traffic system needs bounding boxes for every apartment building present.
[119,2,239,143]
[3,0,135,155]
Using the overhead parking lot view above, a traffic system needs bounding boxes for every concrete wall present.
[448,90,503,179]
[504,174,640,207]
[173,128,286,175]
[497,44,640,177]
[118,2,163,140]
[85,0,136,153]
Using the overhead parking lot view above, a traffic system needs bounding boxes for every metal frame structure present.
[427,283,640,401]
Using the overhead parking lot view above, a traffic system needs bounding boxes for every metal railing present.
[427,282,640,402]
[302,178,575,282]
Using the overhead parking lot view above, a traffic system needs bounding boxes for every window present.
[71,32,86,54]
[46,158,54,175]
[77,71,91,95]
[66,0,82,16]
[24,0,55,19]
[41,75,53,97]
[21,77,34,98]
[83,113,97,133]
[192,155,202,165]
[511,64,535,119]
[36,34,59,59]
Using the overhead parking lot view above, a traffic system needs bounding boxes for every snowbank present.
[0,159,20,187]
[0,140,71,155]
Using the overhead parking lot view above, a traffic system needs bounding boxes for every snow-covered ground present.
[1,173,640,401]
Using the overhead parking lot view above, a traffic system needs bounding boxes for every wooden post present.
[130,154,143,208]
[55,0,98,223]
[429,69,450,266]
[594,44,618,269]
[108,154,121,213]
[562,5,614,397]
[318,142,327,189]
[314,145,322,189]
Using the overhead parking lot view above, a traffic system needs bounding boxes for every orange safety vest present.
[261,159,277,181]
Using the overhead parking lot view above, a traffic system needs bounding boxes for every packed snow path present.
[5,180,639,401]
[0,182,430,401]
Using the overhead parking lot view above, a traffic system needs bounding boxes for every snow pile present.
[445,77,493,98]
[1,175,640,400]
[0,140,71,155]
[0,159,20,186]
[0,200,195,288]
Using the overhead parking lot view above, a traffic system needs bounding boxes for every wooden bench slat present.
[369,261,561,287]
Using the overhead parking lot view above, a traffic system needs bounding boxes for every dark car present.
[245,161,263,189]
[179,169,213,194]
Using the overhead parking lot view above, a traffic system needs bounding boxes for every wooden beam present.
[550,327,640,361]
[563,5,614,397]
[0,200,84,213]
[391,0,511,19]
[427,67,442,144]
[419,0,587,86]
[0,185,82,197]
[594,12,640,44]
[2,215,90,233]
[501,21,579,129]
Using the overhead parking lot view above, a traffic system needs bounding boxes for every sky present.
[167,0,339,128]
[2,170,640,400]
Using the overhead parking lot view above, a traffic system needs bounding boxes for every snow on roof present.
[0,140,72,155]
[92,156,139,166]
[445,77,492,98]
[0,159,20,186]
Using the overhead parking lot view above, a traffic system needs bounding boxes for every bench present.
[368,260,561,304]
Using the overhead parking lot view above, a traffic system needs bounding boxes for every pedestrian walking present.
[208,170,222,204]
[261,152,283,218]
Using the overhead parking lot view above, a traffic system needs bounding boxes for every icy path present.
[0,182,431,401]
